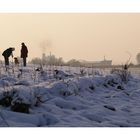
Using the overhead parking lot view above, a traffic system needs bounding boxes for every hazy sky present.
[0,13,140,64]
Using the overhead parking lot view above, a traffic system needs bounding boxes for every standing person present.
[2,47,15,66]
[20,42,28,67]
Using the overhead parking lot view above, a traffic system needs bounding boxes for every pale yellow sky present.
[0,13,140,64]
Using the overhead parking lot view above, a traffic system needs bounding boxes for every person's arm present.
[11,53,13,57]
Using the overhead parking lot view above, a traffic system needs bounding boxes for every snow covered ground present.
[0,64,140,127]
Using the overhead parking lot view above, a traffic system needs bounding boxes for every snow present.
[0,64,140,127]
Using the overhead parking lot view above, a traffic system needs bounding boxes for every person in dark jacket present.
[2,47,15,66]
[20,42,28,67]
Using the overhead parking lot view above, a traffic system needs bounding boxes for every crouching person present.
[2,48,15,70]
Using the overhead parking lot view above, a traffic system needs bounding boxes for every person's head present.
[12,48,15,51]
[21,42,25,46]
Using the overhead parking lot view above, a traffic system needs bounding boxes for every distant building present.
[81,57,112,67]
[93,60,112,67]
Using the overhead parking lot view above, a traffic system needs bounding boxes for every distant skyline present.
[0,13,140,65]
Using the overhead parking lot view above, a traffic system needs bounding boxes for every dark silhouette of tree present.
[67,59,81,67]
[30,55,64,66]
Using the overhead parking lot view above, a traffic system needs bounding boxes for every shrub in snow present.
[89,85,95,91]
[0,77,17,107]
[80,69,87,76]
[117,85,124,90]
[0,85,46,113]
[94,70,103,76]
[10,87,33,113]
[0,94,12,107]
[104,74,125,90]
[0,76,17,85]
[11,102,30,113]
[63,80,79,96]
[33,92,48,106]
[54,70,73,80]
[11,86,48,113]
[0,88,16,107]
[0,79,11,88]
[52,77,97,96]
[110,69,131,83]
[39,71,48,81]
[119,70,131,83]
[50,82,68,96]
[76,77,95,92]
[50,80,79,97]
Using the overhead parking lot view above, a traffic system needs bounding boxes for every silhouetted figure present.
[2,47,15,66]
[20,42,28,67]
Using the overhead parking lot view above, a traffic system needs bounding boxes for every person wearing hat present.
[2,47,15,66]
[20,42,28,67]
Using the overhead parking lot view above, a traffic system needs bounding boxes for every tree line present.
[29,53,140,67]
[29,54,82,67]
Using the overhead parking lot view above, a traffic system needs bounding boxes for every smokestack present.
[42,53,46,60]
